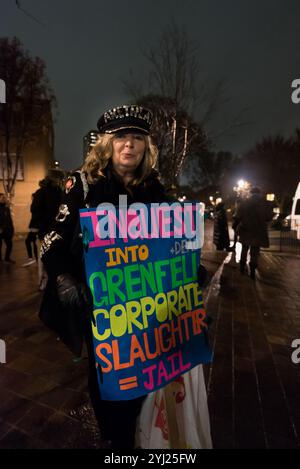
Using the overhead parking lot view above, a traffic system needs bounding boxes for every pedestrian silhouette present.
[0,193,15,263]
[234,187,273,279]
[213,201,231,251]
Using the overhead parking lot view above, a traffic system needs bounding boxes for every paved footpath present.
[0,240,101,449]
[204,249,300,449]
[0,237,299,448]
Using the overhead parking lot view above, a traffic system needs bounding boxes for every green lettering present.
[154,259,170,292]
[89,272,108,306]
[170,256,183,288]
[140,263,157,295]
[106,268,126,303]
[124,264,142,300]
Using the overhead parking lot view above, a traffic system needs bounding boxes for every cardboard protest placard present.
[79,201,212,400]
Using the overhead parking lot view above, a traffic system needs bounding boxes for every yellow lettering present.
[92,309,111,340]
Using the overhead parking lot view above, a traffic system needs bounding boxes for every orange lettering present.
[112,339,131,370]
[158,323,173,353]
[143,331,160,360]
[130,334,146,365]
[95,343,113,372]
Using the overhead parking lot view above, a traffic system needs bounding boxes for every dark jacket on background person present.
[31,179,63,239]
[213,202,230,250]
[235,194,273,247]
[0,202,14,236]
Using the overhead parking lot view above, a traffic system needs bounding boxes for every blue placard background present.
[79,204,212,400]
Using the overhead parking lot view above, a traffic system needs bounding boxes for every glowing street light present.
[233,179,251,198]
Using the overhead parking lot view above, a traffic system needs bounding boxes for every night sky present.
[1,0,300,170]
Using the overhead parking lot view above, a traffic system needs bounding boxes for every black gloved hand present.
[197,264,207,287]
[56,274,96,325]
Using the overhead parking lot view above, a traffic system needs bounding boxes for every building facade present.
[83,130,98,161]
[0,102,55,233]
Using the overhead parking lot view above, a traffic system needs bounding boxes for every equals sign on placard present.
[119,376,138,390]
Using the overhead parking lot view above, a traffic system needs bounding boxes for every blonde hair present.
[82,133,158,185]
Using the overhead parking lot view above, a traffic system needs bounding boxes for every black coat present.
[235,195,273,247]
[39,166,167,355]
[213,203,230,249]
[0,203,14,236]
[29,184,62,238]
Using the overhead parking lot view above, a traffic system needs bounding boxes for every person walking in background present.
[0,193,14,263]
[213,200,231,251]
[23,229,38,266]
[235,187,273,280]
[231,196,242,251]
[22,170,64,284]
[34,170,65,240]
[22,193,39,267]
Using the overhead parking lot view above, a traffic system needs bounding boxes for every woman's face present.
[112,132,146,174]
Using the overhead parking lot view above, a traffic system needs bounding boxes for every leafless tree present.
[239,132,300,211]
[123,24,248,189]
[0,37,56,198]
[15,1,46,27]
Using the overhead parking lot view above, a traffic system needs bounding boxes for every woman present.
[40,104,211,449]
[40,105,168,449]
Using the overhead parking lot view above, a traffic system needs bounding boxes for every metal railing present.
[267,229,300,255]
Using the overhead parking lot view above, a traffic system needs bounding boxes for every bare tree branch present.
[0,37,56,197]
[15,0,46,27]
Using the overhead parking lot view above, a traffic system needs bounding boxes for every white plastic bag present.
[136,365,212,449]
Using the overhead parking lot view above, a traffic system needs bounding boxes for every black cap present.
[97,105,152,135]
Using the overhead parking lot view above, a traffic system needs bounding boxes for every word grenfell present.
[81,197,204,247]
[0,339,6,364]
[0,79,6,103]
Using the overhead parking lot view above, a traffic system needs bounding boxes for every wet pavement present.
[0,226,299,449]
[204,247,300,449]
[0,239,102,449]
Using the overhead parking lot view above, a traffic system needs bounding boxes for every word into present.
[0,79,6,104]
[0,339,6,364]
[291,79,300,104]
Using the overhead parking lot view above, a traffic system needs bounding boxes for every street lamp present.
[237,179,246,189]
[233,179,251,198]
